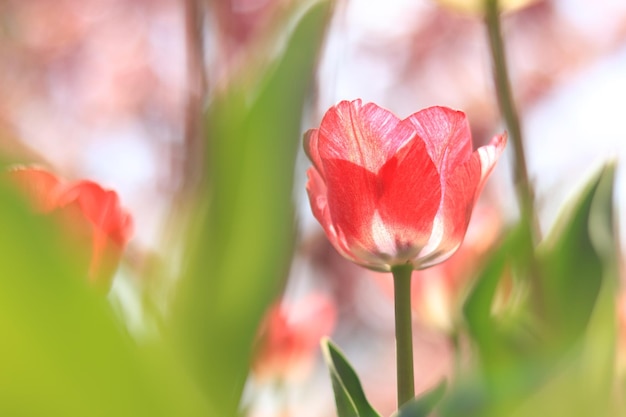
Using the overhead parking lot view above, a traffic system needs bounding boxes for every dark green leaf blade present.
[322,338,381,417]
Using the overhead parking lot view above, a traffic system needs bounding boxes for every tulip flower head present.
[304,100,506,272]
[8,166,133,292]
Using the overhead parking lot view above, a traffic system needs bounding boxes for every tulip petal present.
[477,132,508,192]
[8,166,63,212]
[378,135,442,260]
[303,129,325,178]
[417,132,507,268]
[7,166,132,292]
[321,159,384,266]
[58,181,133,247]
[317,100,417,173]
[57,181,133,291]
[306,168,360,264]
[417,157,482,268]
[405,106,473,173]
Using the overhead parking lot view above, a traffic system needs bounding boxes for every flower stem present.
[392,264,415,407]
[484,0,539,242]
[485,0,545,316]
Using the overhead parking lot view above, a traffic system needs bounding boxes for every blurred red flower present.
[253,293,336,382]
[304,99,506,272]
[9,166,133,292]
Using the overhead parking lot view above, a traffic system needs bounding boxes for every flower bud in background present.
[433,0,540,15]
[253,293,337,382]
[8,166,133,292]
[304,99,506,272]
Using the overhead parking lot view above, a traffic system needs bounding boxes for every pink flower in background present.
[9,166,133,291]
[304,99,506,272]
[253,294,337,382]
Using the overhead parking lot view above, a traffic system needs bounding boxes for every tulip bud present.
[8,166,133,292]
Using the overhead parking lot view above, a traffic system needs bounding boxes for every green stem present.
[450,330,462,378]
[485,0,545,316]
[484,0,539,242]
[392,264,415,407]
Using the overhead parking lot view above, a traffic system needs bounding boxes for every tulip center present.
[369,211,421,268]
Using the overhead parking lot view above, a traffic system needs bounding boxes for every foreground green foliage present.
[0,2,331,416]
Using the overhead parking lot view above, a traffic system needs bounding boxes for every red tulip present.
[253,294,336,382]
[8,166,133,291]
[304,100,506,272]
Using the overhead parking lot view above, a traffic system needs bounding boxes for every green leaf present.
[0,180,212,416]
[463,223,529,338]
[455,162,619,417]
[168,1,332,415]
[508,267,618,417]
[505,162,619,417]
[436,376,490,417]
[537,162,617,353]
[322,338,382,417]
[462,223,538,396]
[393,380,447,417]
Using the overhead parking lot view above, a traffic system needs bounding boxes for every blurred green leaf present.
[322,338,382,417]
[437,375,490,417]
[509,240,618,417]
[456,162,618,417]
[505,162,619,417]
[169,1,332,415]
[393,380,446,417]
[538,162,617,353]
[463,223,530,339]
[0,180,212,416]
[462,223,538,406]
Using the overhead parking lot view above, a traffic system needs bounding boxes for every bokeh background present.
[1,0,626,416]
